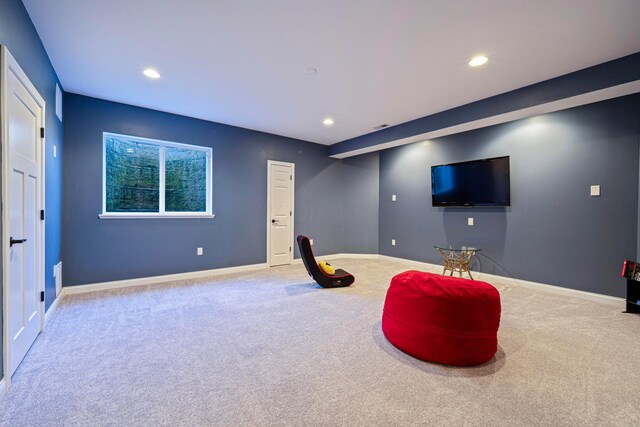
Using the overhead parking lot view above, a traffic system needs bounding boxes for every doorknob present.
[271,219,278,224]
[10,237,27,247]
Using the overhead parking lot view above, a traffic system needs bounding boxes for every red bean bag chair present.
[382,271,501,366]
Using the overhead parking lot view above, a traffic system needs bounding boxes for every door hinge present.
[290,246,292,252]
[290,211,292,216]
[40,291,45,302]
[40,127,45,138]
[290,175,292,180]
[40,209,45,220]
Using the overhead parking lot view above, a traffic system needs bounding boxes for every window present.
[101,132,213,218]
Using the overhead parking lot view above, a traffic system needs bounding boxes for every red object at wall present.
[382,271,501,366]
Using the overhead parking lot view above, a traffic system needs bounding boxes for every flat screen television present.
[431,156,510,207]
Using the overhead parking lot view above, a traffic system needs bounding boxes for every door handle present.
[10,237,27,247]
[271,219,278,224]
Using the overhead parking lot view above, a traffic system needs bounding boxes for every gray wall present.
[63,94,378,286]
[341,153,379,254]
[379,94,640,297]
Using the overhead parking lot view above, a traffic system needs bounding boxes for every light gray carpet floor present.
[1,258,639,426]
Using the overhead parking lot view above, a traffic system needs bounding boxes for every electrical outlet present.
[392,194,397,202]
[310,239,314,245]
[392,239,396,246]
[590,185,601,196]
[197,247,203,256]
[468,218,474,226]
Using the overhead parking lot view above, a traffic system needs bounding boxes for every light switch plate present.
[391,239,396,246]
[590,185,601,196]
[310,239,314,245]
[197,247,203,255]
[392,194,397,202]
[468,218,474,226]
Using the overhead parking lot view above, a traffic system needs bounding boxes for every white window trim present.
[99,213,216,219]
[100,132,214,219]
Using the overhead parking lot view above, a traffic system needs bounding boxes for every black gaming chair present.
[297,235,355,288]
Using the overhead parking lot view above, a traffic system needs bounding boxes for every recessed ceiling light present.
[323,118,334,126]
[143,68,161,79]
[306,67,318,75]
[469,55,488,67]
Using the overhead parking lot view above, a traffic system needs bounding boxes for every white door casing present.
[1,46,46,380]
[267,161,294,267]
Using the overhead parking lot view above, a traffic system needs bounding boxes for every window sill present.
[99,213,215,219]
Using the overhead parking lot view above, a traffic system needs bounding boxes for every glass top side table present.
[434,246,481,280]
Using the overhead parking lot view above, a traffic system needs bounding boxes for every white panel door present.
[268,162,293,266]
[3,48,44,377]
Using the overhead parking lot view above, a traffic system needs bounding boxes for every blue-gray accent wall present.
[0,0,64,379]
[341,154,379,254]
[62,94,378,286]
[330,52,640,157]
[379,94,640,297]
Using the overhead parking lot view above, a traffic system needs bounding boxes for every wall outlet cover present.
[392,239,396,246]
[197,247,203,255]
[590,185,601,196]
[392,194,397,201]
[310,239,314,245]
[468,217,474,226]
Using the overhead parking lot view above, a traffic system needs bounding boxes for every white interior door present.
[268,161,294,266]
[2,47,44,378]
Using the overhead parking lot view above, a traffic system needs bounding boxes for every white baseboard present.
[377,255,443,273]
[59,254,625,308]
[292,253,379,264]
[65,254,375,295]
[44,291,65,328]
[333,253,380,260]
[377,254,625,308]
[476,270,625,307]
[63,262,269,295]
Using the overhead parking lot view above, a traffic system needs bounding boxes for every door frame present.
[266,160,295,266]
[1,46,47,386]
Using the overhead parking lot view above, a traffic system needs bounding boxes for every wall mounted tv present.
[431,156,510,207]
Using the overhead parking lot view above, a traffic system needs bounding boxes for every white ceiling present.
[23,0,640,145]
